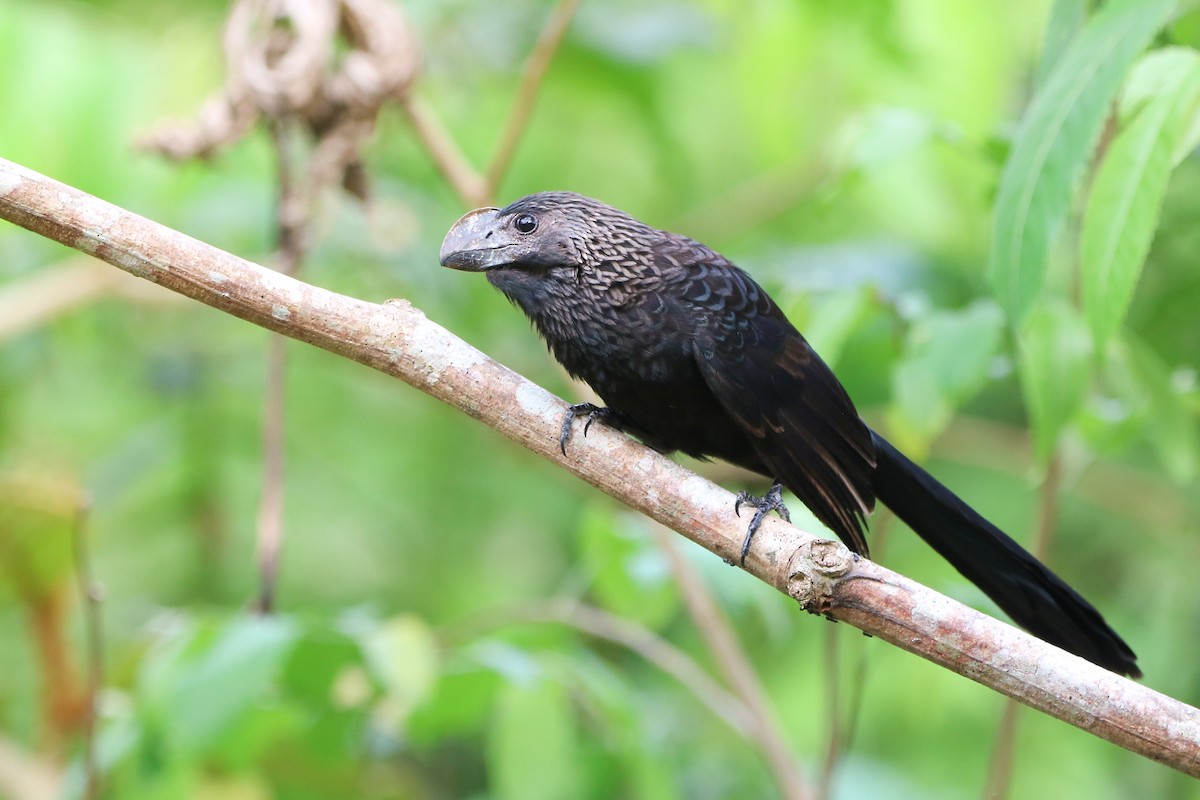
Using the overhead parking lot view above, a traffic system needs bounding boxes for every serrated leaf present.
[987,0,1173,323]
[1120,46,1200,165]
[1119,45,1200,118]
[1081,48,1200,346]
[1018,302,1093,462]
[488,680,580,800]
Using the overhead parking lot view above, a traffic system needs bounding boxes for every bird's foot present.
[559,403,611,455]
[733,482,791,565]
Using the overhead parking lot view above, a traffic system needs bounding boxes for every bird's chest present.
[491,268,743,452]
[531,298,745,454]
[492,276,760,470]
[534,293,690,390]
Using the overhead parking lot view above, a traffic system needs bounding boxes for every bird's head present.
[439,192,656,279]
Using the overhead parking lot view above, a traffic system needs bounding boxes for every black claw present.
[733,482,790,565]
[559,403,610,455]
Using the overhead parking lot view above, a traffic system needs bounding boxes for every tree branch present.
[0,259,179,343]
[69,501,101,800]
[2,156,1199,777]
[983,450,1063,798]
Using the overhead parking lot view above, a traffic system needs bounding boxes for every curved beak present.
[439,207,507,271]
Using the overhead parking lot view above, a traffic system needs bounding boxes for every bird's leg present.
[733,482,791,564]
[559,403,612,455]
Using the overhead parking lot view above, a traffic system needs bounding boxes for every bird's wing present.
[669,254,877,553]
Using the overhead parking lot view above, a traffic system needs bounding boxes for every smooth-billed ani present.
[439,191,1138,677]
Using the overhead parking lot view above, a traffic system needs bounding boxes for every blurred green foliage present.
[2,0,1200,798]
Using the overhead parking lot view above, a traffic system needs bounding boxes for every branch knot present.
[785,538,853,613]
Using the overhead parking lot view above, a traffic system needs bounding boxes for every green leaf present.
[156,616,300,755]
[1076,391,1143,456]
[887,301,1004,454]
[1122,46,1200,166]
[362,614,440,725]
[580,505,677,628]
[487,680,581,800]
[281,625,366,707]
[208,705,305,771]
[797,286,874,370]
[1168,5,1200,52]
[1081,48,1200,346]
[1035,0,1089,87]
[1107,334,1199,481]
[408,668,503,745]
[987,0,1173,323]
[840,107,939,172]
[0,491,75,602]
[1018,302,1093,462]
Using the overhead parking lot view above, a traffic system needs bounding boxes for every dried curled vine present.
[139,0,419,202]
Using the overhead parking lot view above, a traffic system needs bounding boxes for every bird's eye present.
[513,214,538,234]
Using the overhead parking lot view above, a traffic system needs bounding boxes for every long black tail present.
[869,430,1139,677]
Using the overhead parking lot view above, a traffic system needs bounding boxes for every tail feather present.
[870,430,1139,677]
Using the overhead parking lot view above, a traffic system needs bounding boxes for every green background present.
[2,0,1199,797]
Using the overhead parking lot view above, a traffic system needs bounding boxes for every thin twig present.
[651,525,813,800]
[453,599,755,736]
[269,121,309,279]
[253,121,309,614]
[255,332,289,614]
[1032,453,1064,562]
[936,417,1189,544]
[399,93,488,208]
[983,700,1021,800]
[818,623,842,800]
[0,262,117,342]
[483,0,580,197]
[0,260,180,343]
[402,0,576,209]
[69,498,101,800]
[2,157,1198,776]
[671,159,828,241]
[816,509,889,800]
[982,452,1061,799]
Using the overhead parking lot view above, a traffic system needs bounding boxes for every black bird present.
[439,191,1139,677]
